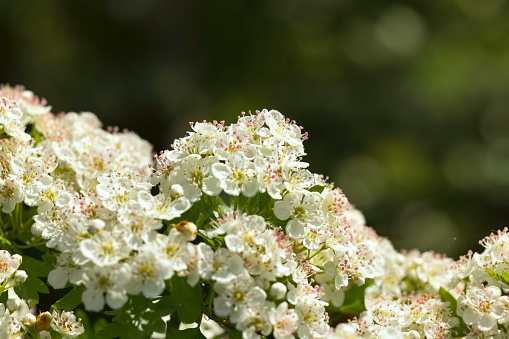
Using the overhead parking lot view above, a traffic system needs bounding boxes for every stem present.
[18,203,23,231]
[307,246,325,260]
[258,199,274,215]
[308,262,324,271]
[13,239,47,249]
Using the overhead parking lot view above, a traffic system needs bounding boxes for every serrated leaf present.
[170,276,203,324]
[21,256,51,278]
[13,254,51,306]
[42,252,57,268]
[167,327,207,339]
[95,322,129,338]
[502,269,509,282]
[52,285,85,311]
[14,274,49,306]
[485,269,509,286]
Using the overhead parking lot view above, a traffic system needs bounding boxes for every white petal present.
[242,178,258,197]
[82,288,105,312]
[211,163,231,180]
[48,268,69,289]
[286,220,304,239]
[202,177,222,196]
[106,290,128,309]
[273,201,291,220]
[213,296,232,317]
[142,279,165,298]
[225,235,244,253]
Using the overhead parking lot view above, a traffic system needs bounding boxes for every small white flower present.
[211,153,258,197]
[51,310,85,338]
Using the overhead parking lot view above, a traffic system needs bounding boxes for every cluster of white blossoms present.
[3,84,509,338]
[0,249,84,338]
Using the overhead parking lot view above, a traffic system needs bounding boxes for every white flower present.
[23,313,36,327]
[274,191,324,238]
[457,284,509,333]
[96,171,151,212]
[0,175,23,213]
[124,245,174,298]
[79,230,131,267]
[81,264,131,311]
[138,185,190,221]
[0,96,30,141]
[196,243,245,282]
[169,154,222,202]
[213,273,267,323]
[51,310,85,338]
[270,302,299,339]
[0,251,21,284]
[211,153,258,197]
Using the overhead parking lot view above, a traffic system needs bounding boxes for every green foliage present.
[439,287,468,337]
[339,280,370,315]
[96,294,177,338]
[485,268,509,286]
[308,185,327,194]
[167,275,203,324]
[327,280,370,326]
[177,195,221,229]
[257,192,273,216]
[166,327,207,339]
[14,255,50,307]
[52,285,86,311]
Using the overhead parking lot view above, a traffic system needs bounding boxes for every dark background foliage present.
[2,0,509,258]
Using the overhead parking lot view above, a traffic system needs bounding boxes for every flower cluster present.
[0,250,83,338]
[3,84,509,338]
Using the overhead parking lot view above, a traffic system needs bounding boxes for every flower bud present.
[176,221,197,241]
[87,219,105,234]
[270,282,287,300]
[36,312,52,332]
[23,313,36,327]
[170,184,184,199]
[38,330,51,339]
[11,254,22,267]
[15,270,27,283]
[7,298,20,311]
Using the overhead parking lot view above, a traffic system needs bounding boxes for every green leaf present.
[503,269,509,282]
[14,256,50,307]
[246,194,259,214]
[167,328,206,339]
[169,276,203,324]
[42,252,57,268]
[439,287,468,337]
[226,328,243,339]
[308,185,327,193]
[100,294,177,338]
[52,285,85,311]
[257,192,272,214]
[485,269,509,286]
[21,256,51,278]
[439,287,457,313]
[95,322,129,338]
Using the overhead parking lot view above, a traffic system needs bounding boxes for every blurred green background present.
[1,0,509,259]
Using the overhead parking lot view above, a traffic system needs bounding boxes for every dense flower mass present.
[1,84,509,338]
